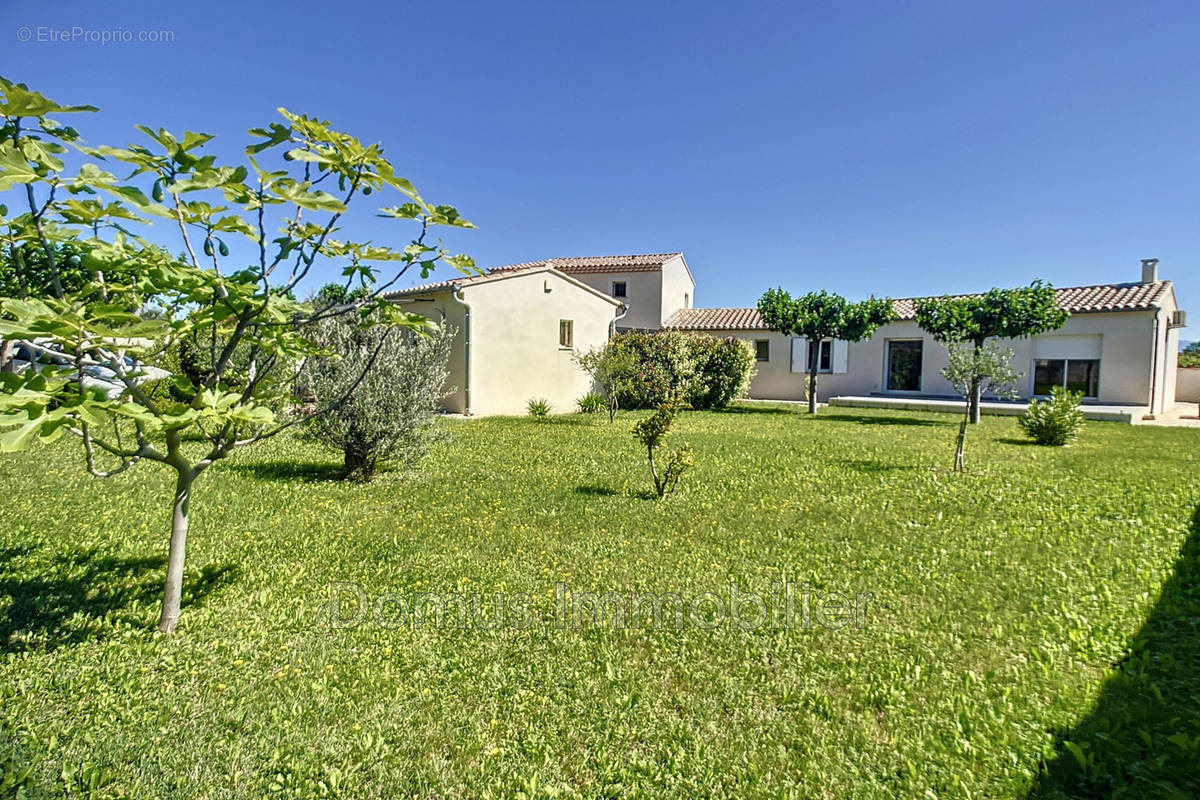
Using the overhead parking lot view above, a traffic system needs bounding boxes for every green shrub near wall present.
[688,335,757,409]
[604,331,755,410]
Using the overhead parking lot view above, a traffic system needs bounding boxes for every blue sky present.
[3,0,1197,336]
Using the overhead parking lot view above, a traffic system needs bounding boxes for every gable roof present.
[383,264,623,306]
[664,281,1174,331]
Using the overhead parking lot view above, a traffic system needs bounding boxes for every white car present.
[6,341,169,400]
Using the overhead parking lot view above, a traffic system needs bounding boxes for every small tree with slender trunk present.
[573,345,638,423]
[756,289,895,413]
[632,398,693,499]
[941,342,1020,471]
[915,281,1068,424]
[0,78,474,633]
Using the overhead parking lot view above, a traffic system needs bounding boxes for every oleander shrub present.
[608,331,698,410]
[604,332,754,410]
[1019,386,1085,446]
[688,335,756,409]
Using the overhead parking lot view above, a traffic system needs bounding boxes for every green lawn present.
[1,406,1198,798]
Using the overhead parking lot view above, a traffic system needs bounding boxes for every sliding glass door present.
[886,340,923,392]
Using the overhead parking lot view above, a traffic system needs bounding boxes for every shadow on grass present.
[229,460,346,482]
[574,484,661,501]
[997,438,1040,447]
[716,404,801,416]
[575,484,621,497]
[530,415,605,427]
[838,459,918,474]
[1027,505,1200,798]
[0,546,236,652]
[815,413,948,427]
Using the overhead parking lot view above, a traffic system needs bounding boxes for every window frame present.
[884,338,923,393]
[817,339,833,373]
[559,319,574,349]
[754,339,770,362]
[1033,357,1100,398]
[610,280,627,299]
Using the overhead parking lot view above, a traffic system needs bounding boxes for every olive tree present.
[941,342,1020,471]
[300,315,454,480]
[0,77,475,632]
[915,281,1068,423]
[756,289,895,413]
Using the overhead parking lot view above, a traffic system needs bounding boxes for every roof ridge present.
[667,282,1169,331]
[489,252,682,275]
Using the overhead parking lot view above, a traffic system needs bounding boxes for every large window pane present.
[1033,359,1064,395]
[1066,359,1099,397]
[886,340,922,391]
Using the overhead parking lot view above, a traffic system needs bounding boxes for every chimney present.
[1140,258,1159,283]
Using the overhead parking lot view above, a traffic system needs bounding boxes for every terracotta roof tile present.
[665,281,1173,331]
[383,265,544,298]
[664,307,769,330]
[490,253,682,275]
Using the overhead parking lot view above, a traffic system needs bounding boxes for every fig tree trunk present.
[157,466,194,634]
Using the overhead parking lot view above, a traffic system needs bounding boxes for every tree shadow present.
[229,460,346,482]
[1027,505,1200,798]
[528,415,604,427]
[837,459,918,474]
[715,404,801,415]
[815,413,948,427]
[0,545,236,652]
[574,484,621,497]
[574,484,663,501]
[997,438,1040,447]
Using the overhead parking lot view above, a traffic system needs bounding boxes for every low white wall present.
[1178,367,1200,403]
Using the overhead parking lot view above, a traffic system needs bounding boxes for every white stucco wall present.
[395,270,620,416]
[711,310,1164,407]
[566,257,694,331]
[1154,288,1181,414]
[1178,368,1200,403]
[659,254,696,324]
[569,271,662,331]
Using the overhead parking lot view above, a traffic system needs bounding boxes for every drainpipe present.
[610,303,629,340]
[449,286,472,416]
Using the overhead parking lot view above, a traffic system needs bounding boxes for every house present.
[385,263,623,416]
[663,259,1185,418]
[390,252,1186,419]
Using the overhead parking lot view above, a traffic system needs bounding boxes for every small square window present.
[559,319,574,348]
[755,339,770,362]
[611,281,627,298]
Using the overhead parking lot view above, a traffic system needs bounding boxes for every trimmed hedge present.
[605,331,755,410]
